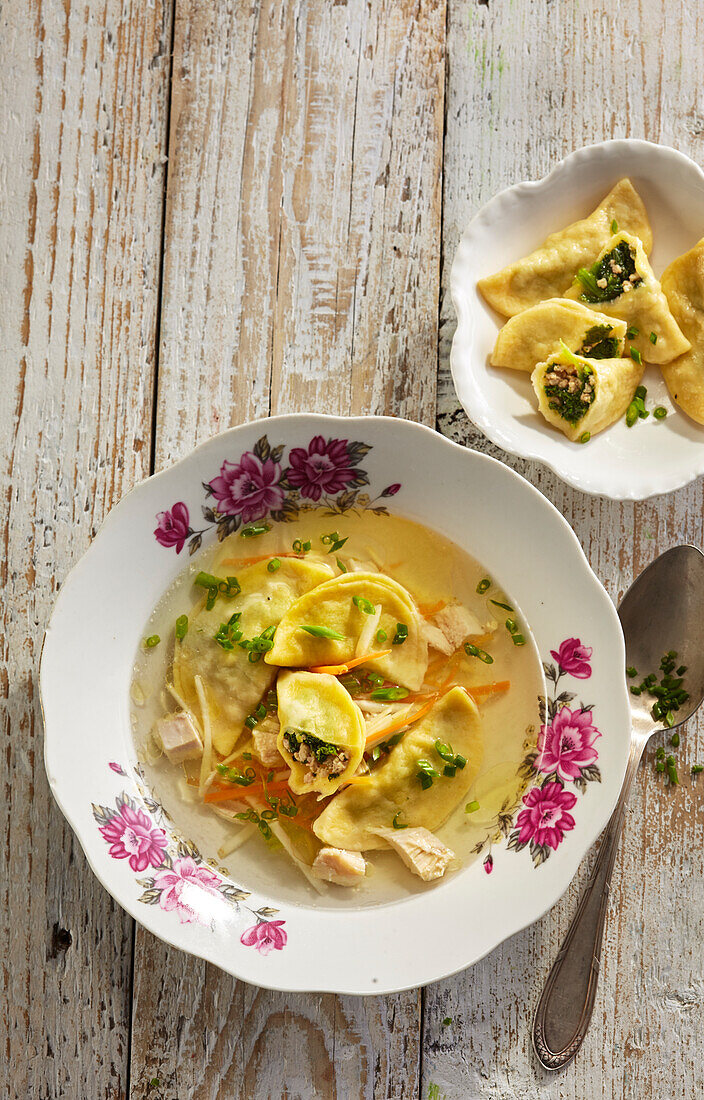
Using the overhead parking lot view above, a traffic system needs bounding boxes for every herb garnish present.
[465,800,480,814]
[292,539,311,554]
[144,634,160,648]
[267,558,281,572]
[214,612,243,651]
[244,702,268,730]
[240,523,271,538]
[336,558,347,573]
[321,531,348,553]
[300,624,345,640]
[238,624,276,661]
[353,595,376,615]
[216,762,256,787]
[392,811,409,830]
[476,578,491,594]
[629,346,642,365]
[576,240,641,302]
[195,571,241,610]
[464,642,493,664]
[626,325,639,340]
[654,406,667,420]
[370,686,409,701]
[579,431,591,444]
[632,650,689,728]
[376,629,387,643]
[175,615,188,641]
[626,384,649,427]
[610,219,619,234]
[393,623,408,645]
[416,760,440,789]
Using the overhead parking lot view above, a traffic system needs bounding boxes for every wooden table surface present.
[3,1,703,1097]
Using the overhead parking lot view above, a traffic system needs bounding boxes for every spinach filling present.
[578,323,619,359]
[282,727,349,781]
[544,362,596,424]
[576,241,641,303]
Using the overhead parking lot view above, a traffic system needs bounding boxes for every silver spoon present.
[533,544,704,1071]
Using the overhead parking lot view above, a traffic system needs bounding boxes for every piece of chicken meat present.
[373,826,455,881]
[154,712,203,765]
[312,847,367,886]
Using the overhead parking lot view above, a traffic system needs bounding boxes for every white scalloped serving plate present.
[41,416,630,993]
[451,140,704,499]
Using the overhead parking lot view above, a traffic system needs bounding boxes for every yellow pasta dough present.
[660,237,704,424]
[276,671,366,796]
[313,687,483,851]
[173,557,334,756]
[564,232,690,364]
[478,179,653,317]
[531,345,644,442]
[491,298,627,373]
[265,571,428,692]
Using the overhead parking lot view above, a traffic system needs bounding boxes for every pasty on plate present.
[491,297,627,373]
[564,232,690,364]
[660,238,704,424]
[478,178,653,317]
[531,343,644,442]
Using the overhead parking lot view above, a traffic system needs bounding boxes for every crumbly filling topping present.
[544,365,595,424]
[283,728,350,783]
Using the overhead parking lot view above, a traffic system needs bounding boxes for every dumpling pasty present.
[531,344,643,442]
[478,178,653,317]
[491,298,627,373]
[276,671,365,795]
[565,232,690,364]
[313,687,483,850]
[659,238,704,424]
[265,572,428,692]
[173,557,333,756]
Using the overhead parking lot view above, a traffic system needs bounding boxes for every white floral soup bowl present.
[41,416,631,994]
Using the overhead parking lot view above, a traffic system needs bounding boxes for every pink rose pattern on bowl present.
[93,788,285,948]
[153,433,402,556]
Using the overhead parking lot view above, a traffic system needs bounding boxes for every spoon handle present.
[532,734,646,1070]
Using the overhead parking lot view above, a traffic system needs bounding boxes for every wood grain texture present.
[427,2,704,1098]
[0,1,171,1097]
[130,0,444,1097]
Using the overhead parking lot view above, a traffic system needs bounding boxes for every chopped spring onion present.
[476,578,491,594]
[512,634,526,646]
[376,629,387,643]
[692,764,703,775]
[465,642,493,664]
[392,811,408,830]
[653,406,667,419]
[240,523,271,538]
[630,346,642,365]
[489,599,514,612]
[650,331,658,344]
[336,558,347,573]
[353,595,376,615]
[195,571,222,590]
[416,760,440,789]
[465,800,480,814]
[175,614,188,642]
[666,755,679,785]
[505,617,518,634]
[144,635,160,648]
[329,537,348,553]
[579,431,591,444]
[370,687,409,701]
[300,624,345,640]
[214,612,243,651]
[626,325,639,339]
[610,219,619,234]
[393,623,408,645]
[626,666,637,678]
[292,538,311,553]
[267,558,281,572]
[670,731,680,747]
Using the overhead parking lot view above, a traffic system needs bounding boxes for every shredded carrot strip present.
[308,649,392,676]
[220,551,304,567]
[466,680,510,700]
[204,779,291,804]
[418,599,446,617]
[364,693,440,748]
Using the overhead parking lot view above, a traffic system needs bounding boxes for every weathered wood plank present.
[425,1,704,1097]
[130,0,445,1096]
[0,1,172,1097]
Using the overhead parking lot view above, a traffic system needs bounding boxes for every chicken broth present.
[131,511,544,908]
